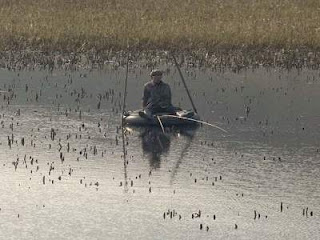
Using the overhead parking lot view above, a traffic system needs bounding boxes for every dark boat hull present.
[123,110,200,126]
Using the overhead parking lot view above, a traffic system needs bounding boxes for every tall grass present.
[0,0,319,52]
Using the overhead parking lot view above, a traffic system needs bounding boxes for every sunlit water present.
[0,64,319,240]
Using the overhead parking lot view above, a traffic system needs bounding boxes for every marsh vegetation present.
[1,0,320,53]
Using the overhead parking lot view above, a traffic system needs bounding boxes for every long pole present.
[172,54,198,114]
[122,54,129,121]
[160,114,227,133]
[121,52,130,193]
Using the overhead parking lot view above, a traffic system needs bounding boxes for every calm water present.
[0,63,319,239]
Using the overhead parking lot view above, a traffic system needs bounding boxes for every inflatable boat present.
[123,109,200,126]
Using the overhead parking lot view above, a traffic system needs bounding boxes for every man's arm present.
[167,85,172,105]
[163,84,172,105]
[142,85,150,108]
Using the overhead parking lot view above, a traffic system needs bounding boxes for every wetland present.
[1,0,320,239]
[0,57,319,239]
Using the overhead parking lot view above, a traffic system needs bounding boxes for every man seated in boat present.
[139,69,178,119]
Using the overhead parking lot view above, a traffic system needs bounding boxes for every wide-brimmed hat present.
[150,69,163,77]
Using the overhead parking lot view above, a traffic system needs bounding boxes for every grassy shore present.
[1,0,320,53]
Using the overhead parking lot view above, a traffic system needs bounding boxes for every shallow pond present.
[0,62,319,239]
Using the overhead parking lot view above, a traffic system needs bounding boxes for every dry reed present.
[0,0,319,52]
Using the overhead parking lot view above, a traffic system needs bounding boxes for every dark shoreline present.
[1,46,320,71]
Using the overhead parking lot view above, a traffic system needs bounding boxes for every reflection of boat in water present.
[141,127,171,169]
[126,125,198,170]
[123,109,200,127]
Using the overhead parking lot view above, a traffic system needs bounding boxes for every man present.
[139,69,176,119]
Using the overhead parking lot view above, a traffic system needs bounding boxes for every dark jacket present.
[142,81,172,109]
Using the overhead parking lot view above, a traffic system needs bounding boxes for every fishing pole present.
[122,54,129,122]
[172,53,198,114]
[121,52,130,193]
[160,114,228,133]
[156,116,165,133]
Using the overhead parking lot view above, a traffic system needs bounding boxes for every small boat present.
[123,109,200,126]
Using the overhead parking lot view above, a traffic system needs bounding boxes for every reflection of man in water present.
[139,69,176,119]
[141,128,171,169]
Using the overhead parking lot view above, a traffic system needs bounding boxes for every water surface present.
[0,64,319,239]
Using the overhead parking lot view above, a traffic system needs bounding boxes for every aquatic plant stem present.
[172,53,198,114]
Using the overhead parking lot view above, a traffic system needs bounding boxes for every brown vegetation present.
[0,0,320,52]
